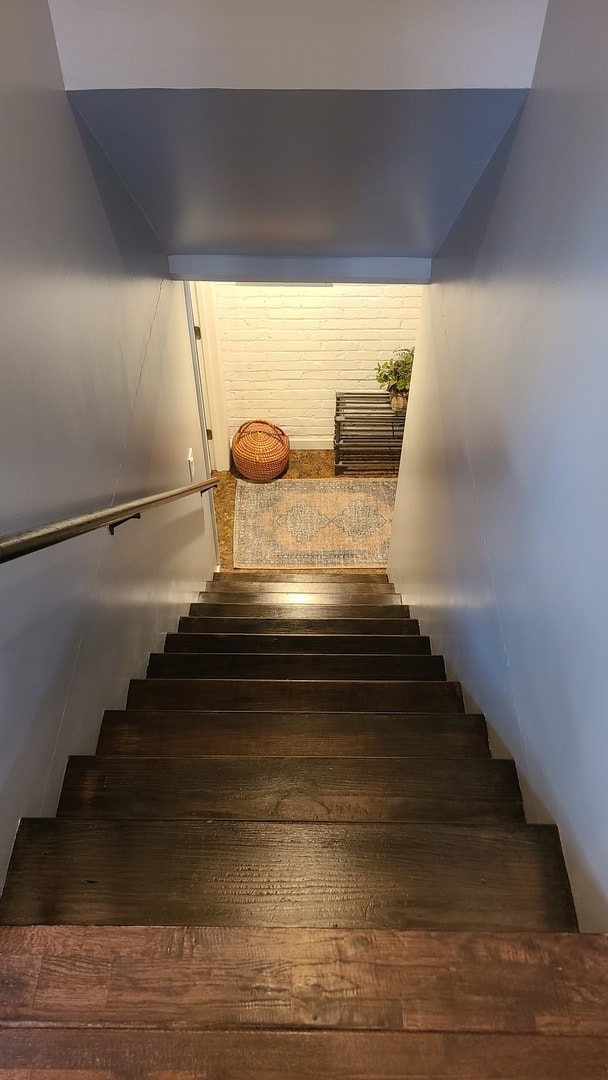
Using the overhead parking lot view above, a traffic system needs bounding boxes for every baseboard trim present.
[289,437,334,450]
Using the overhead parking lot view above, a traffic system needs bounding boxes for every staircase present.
[0,570,607,1077]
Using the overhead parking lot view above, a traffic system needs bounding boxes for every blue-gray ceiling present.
[71,88,526,278]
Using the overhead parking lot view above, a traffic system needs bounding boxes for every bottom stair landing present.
[0,570,605,1077]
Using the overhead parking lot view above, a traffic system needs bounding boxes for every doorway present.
[188,281,423,569]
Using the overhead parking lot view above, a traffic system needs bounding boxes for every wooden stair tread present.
[1,1030,607,1078]
[127,678,463,712]
[0,570,588,1077]
[0,926,605,1034]
[58,756,523,823]
[195,591,403,607]
[188,602,411,619]
[147,652,446,681]
[180,615,420,634]
[214,571,390,583]
[0,821,577,930]
[206,579,395,594]
[97,710,491,758]
[166,632,430,654]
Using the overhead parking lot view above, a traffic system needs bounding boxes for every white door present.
[188,282,231,471]
[183,282,221,566]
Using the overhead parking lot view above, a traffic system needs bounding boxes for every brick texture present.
[214,283,422,448]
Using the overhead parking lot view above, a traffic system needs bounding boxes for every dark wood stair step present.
[0,821,577,930]
[194,592,404,607]
[166,632,430,655]
[147,653,446,681]
[127,678,462,712]
[180,615,420,635]
[58,756,523,823]
[97,710,491,758]
[190,604,411,620]
[214,571,389,583]
[206,579,395,595]
[1,926,606,1034]
[1,1029,606,1078]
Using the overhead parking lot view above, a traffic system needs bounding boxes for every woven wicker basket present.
[231,419,290,481]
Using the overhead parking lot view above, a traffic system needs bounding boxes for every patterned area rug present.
[233,479,397,569]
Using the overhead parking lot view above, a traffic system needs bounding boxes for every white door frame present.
[183,281,220,567]
[190,282,231,471]
[183,282,213,472]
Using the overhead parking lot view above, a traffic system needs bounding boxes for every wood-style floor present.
[0,569,606,1077]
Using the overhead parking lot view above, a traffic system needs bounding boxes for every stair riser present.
[127,679,463,712]
[180,616,420,635]
[166,633,430,655]
[1,1030,606,1078]
[214,571,389,583]
[0,821,577,931]
[97,711,491,759]
[147,654,446,681]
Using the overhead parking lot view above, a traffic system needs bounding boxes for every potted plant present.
[375,347,414,412]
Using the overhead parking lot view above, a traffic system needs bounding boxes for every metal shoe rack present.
[334,392,405,474]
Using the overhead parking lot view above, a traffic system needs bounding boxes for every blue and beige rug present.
[233,479,397,569]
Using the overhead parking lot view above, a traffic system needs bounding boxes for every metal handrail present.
[0,479,217,564]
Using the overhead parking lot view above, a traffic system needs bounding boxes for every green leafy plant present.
[375,347,415,394]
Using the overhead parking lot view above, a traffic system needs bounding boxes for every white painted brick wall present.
[213,283,422,449]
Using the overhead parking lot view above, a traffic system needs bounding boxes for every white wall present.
[0,0,216,884]
[210,283,421,449]
[389,0,608,929]
[48,0,547,91]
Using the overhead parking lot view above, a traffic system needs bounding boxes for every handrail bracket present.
[108,513,142,536]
